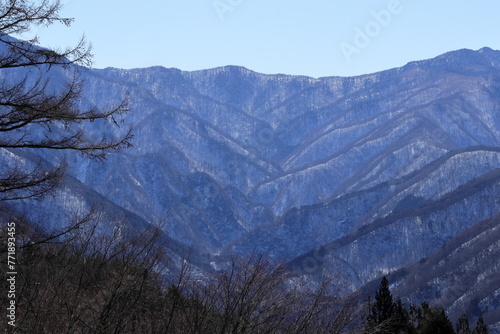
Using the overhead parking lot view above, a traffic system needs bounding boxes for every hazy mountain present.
[2,47,500,330]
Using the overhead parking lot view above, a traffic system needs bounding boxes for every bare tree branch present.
[0,0,132,200]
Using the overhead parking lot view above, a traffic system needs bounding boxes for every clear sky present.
[23,0,500,78]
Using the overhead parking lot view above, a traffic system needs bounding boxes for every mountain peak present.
[399,47,500,76]
[478,46,495,53]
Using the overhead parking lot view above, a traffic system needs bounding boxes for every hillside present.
[2,47,500,330]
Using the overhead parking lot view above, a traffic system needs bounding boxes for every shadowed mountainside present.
[2,47,500,330]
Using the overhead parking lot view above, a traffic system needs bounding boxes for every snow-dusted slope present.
[2,47,500,330]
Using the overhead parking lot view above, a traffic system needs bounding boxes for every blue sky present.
[24,0,500,78]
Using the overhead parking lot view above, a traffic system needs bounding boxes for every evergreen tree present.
[456,314,471,334]
[370,276,395,324]
[472,316,488,334]
[393,298,414,334]
[416,304,455,334]
[366,276,413,333]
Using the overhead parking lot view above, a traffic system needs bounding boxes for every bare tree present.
[0,0,132,201]
[179,255,360,334]
[2,218,364,334]
[7,214,169,334]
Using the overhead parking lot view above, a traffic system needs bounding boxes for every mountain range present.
[2,47,500,331]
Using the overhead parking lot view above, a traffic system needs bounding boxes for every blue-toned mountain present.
[2,47,500,330]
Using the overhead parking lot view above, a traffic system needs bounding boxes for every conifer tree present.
[416,304,455,334]
[366,276,406,333]
[472,316,488,334]
[393,298,414,334]
[456,314,471,334]
[371,276,395,325]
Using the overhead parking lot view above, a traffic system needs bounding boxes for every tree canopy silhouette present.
[0,0,132,201]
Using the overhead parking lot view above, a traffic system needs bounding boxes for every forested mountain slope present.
[2,47,500,330]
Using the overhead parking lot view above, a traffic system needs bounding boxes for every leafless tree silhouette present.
[0,0,132,201]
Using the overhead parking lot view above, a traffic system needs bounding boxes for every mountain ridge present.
[2,46,500,330]
[99,46,500,79]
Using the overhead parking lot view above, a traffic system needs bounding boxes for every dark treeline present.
[1,218,360,334]
[365,276,489,334]
[0,218,490,334]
